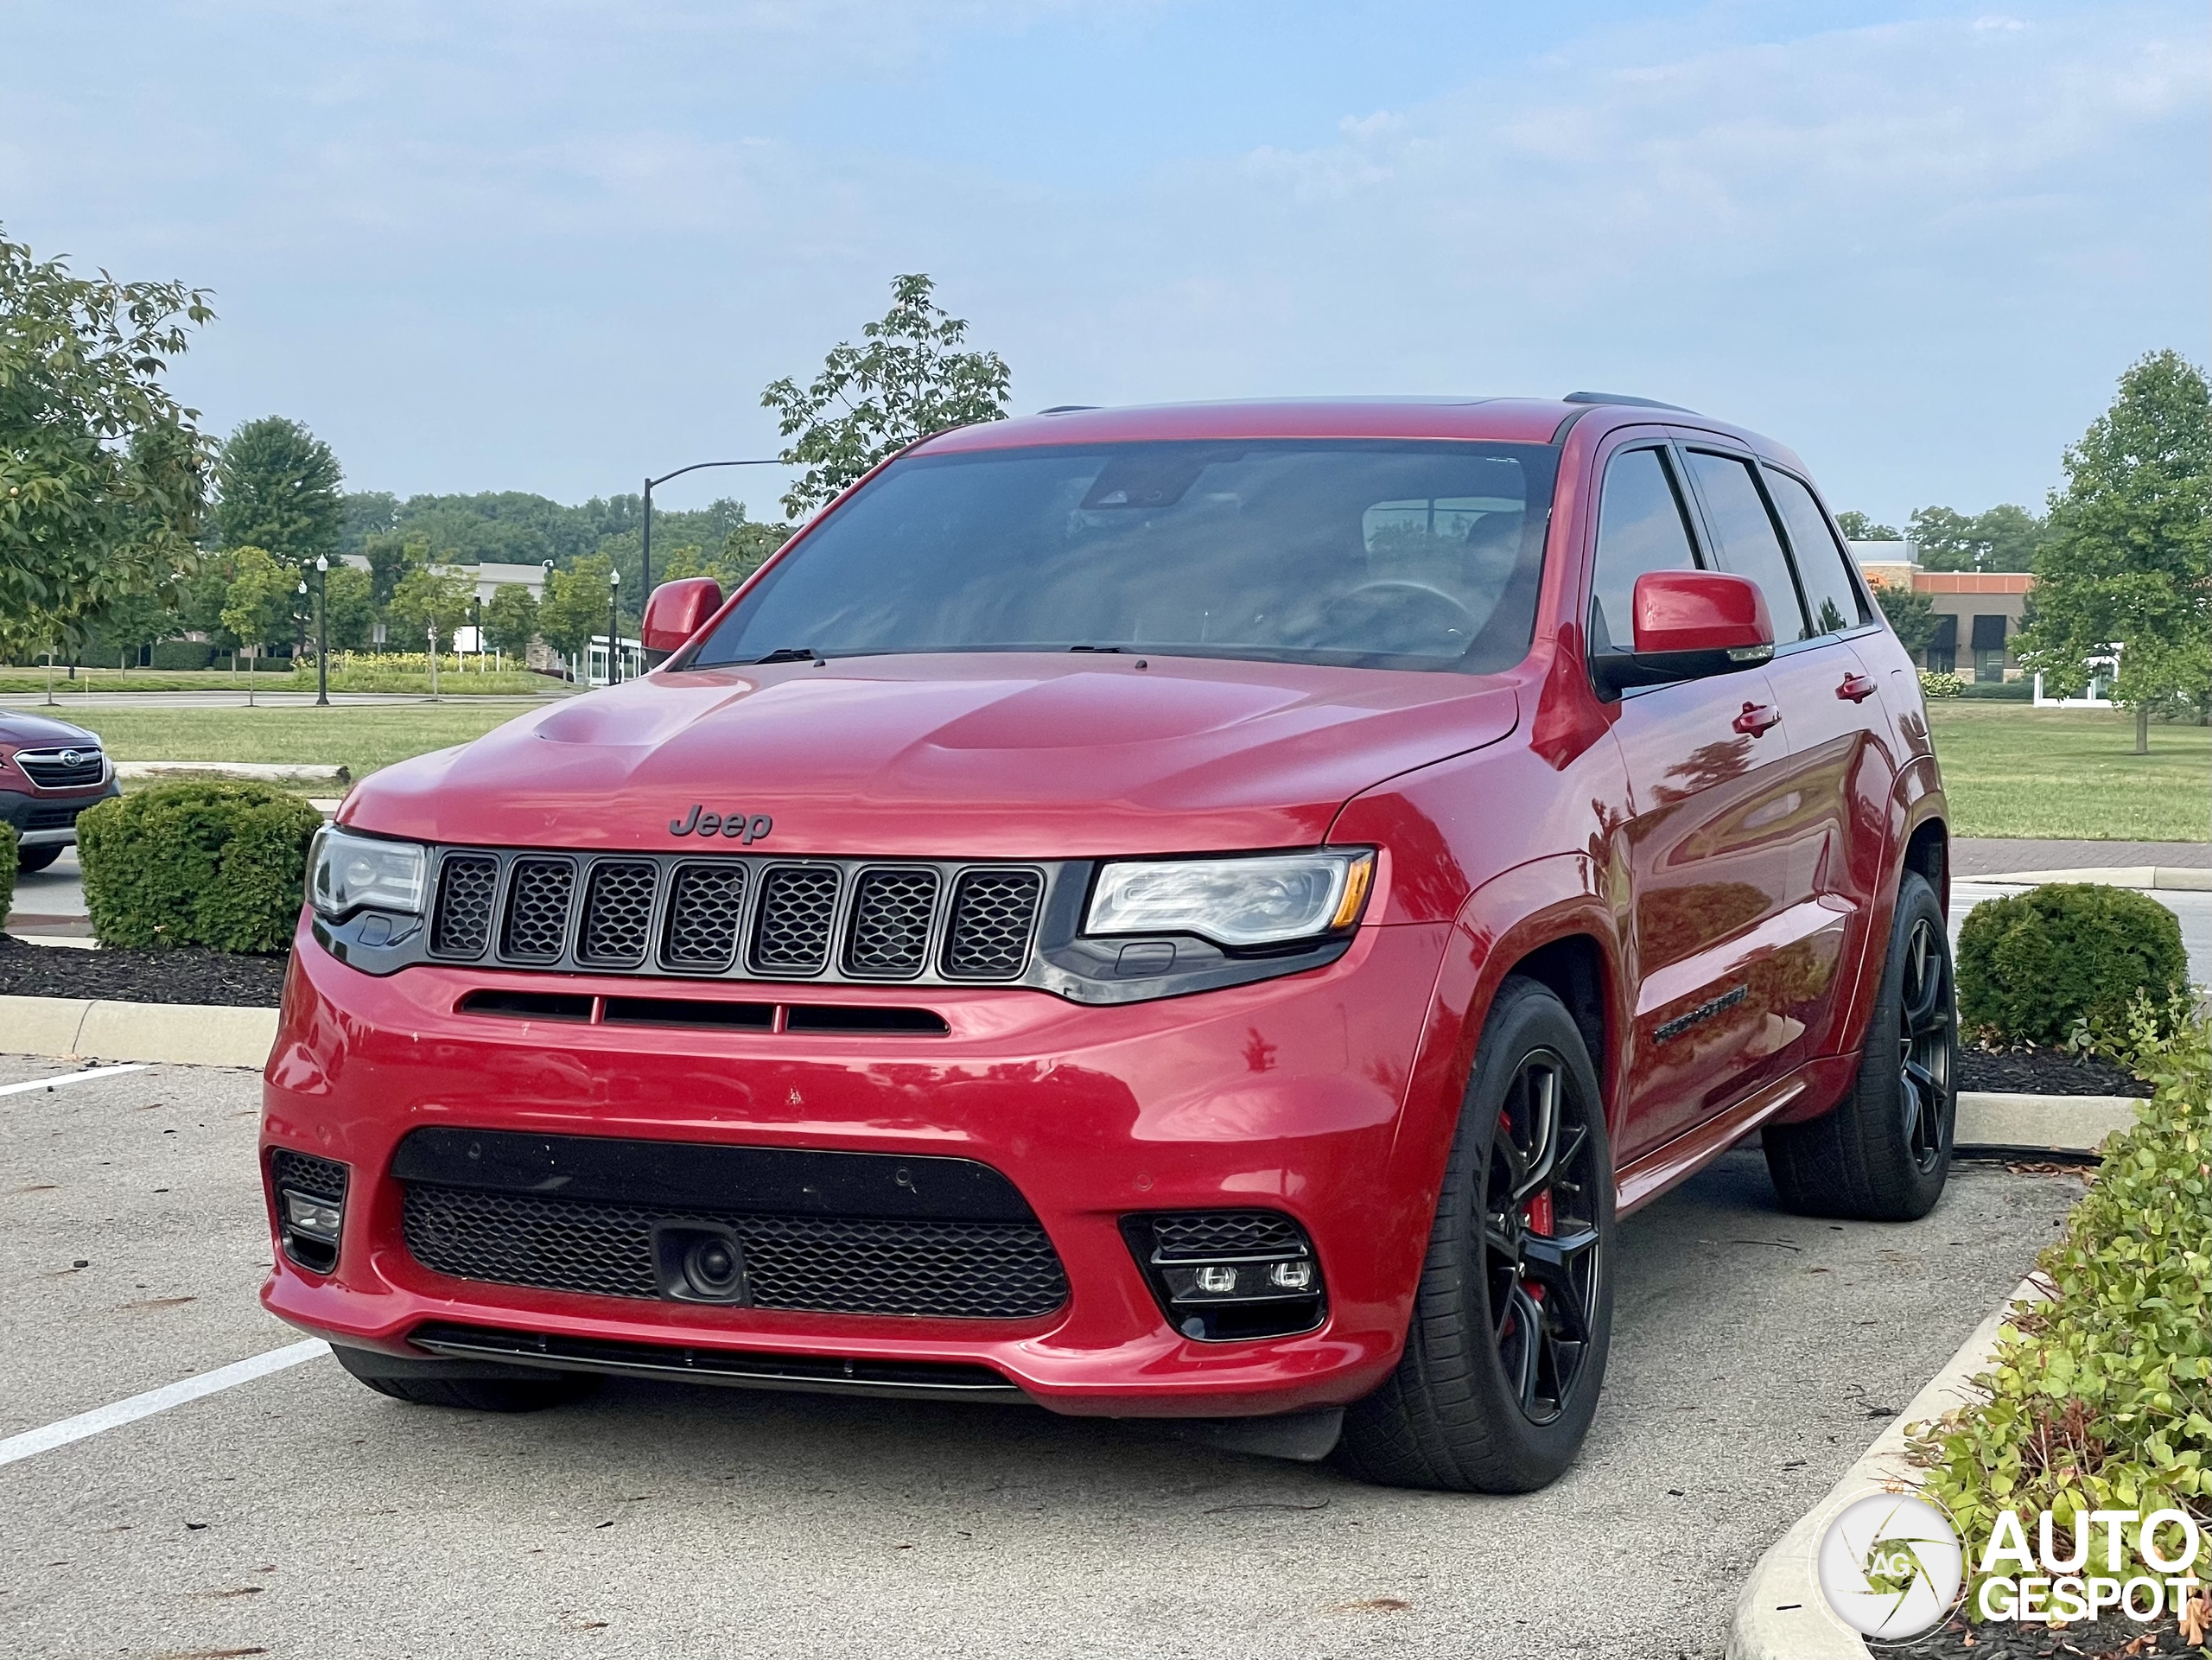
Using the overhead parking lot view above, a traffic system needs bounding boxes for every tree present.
[213,416,343,566]
[762,272,1011,518]
[321,564,375,652]
[386,567,474,653]
[218,546,298,704]
[361,531,427,607]
[537,554,616,674]
[1870,579,1940,661]
[2015,350,2211,754]
[0,226,212,651]
[1909,503,2048,572]
[482,583,540,662]
[658,515,793,592]
[1835,512,1900,541]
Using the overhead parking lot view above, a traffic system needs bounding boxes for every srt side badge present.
[670,805,773,843]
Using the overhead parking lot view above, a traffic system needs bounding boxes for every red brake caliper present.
[1522,1189,1553,1301]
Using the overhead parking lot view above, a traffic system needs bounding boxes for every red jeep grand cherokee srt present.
[264,394,1955,1492]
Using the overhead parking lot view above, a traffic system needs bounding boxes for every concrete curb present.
[1974,865,2212,893]
[1955,1091,2139,1155]
[1725,1275,2050,1659]
[0,994,275,1070]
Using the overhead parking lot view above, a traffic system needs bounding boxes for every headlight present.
[1085,850,1375,948]
[308,826,426,918]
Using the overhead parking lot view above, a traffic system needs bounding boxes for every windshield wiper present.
[750,646,825,665]
[1066,644,1126,653]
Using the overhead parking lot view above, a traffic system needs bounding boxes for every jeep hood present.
[342,653,1519,857]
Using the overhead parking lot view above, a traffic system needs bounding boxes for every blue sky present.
[3,1,2205,523]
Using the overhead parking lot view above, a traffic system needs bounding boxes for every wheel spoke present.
[1484,1215,1521,1260]
[1510,1061,1560,1202]
[1508,1283,1545,1413]
[1519,1228,1598,1342]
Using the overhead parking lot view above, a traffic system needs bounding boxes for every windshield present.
[689,439,1560,673]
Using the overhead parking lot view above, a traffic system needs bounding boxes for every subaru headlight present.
[1085,850,1375,948]
[308,826,427,919]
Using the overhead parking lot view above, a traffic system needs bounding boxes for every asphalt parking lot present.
[0,1052,2083,1660]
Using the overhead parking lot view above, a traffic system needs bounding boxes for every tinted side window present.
[1588,447,1700,652]
[1765,470,1866,636]
[1682,449,1808,643]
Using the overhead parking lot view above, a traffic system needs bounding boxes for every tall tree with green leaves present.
[213,416,343,566]
[1835,512,1900,542]
[1908,503,2048,572]
[321,564,375,652]
[218,546,299,703]
[0,226,212,654]
[537,554,616,675]
[1870,579,1940,661]
[762,273,1011,519]
[482,583,541,662]
[386,568,474,653]
[2015,350,2211,754]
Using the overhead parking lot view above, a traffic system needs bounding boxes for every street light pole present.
[607,567,622,686]
[315,556,330,707]
[640,459,783,597]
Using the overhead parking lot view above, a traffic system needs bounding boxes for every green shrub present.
[1918,670,1964,698]
[1957,883,2189,1046]
[1958,678,2032,700]
[77,779,325,952]
[147,640,216,671]
[0,821,16,919]
[1911,997,2211,1602]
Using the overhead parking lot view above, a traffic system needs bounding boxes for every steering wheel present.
[1317,579,1481,652]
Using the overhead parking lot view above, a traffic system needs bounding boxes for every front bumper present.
[261,913,1453,1417]
[0,780,118,845]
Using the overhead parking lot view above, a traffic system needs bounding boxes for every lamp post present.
[640,459,783,598]
[607,566,622,686]
[314,556,331,707]
[296,578,308,702]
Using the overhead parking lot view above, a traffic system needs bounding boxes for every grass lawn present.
[1927,702,2211,841]
[67,704,536,779]
[0,666,558,696]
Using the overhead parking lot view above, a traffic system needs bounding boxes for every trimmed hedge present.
[1911,997,2211,1601]
[1958,882,2189,1046]
[148,640,216,671]
[1917,670,1964,698]
[0,821,16,920]
[77,779,325,952]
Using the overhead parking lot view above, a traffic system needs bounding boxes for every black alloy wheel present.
[1338,975,1616,1492]
[1484,1049,1604,1427]
[1764,870,1956,1221]
[1897,913,1953,1175]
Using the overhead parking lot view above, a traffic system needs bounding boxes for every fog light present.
[1121,1210,1327,1343]
[283,1190,343,1243]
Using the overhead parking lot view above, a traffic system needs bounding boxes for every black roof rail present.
[1561,391,1695,412]
[1036,405,1100,416]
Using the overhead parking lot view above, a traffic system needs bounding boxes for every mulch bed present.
[1897,1608,2194,1657]
[0,933,287,1008]
[1958,1046,2151,1098]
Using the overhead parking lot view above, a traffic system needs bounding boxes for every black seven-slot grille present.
[423,848,1044,985]
[392,1129,1069,1321]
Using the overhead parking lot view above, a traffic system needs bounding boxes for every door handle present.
[1836,672,1878,703]
[1732,702,1783,736]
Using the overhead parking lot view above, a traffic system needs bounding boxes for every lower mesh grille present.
[402,1186,1069,1320]
[1149,1211,1307,1257]
[270,1148,349,1203]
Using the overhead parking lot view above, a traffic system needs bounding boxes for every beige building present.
[1849,542,2031,682]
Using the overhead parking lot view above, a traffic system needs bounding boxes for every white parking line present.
[0,1064,150,1099]
[0,1339,331,1468]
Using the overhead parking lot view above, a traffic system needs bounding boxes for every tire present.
[1336,975,1616,1493]
[330,1345,598,1413]
[14,843,61,874]
[1763,870,1955,1221]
